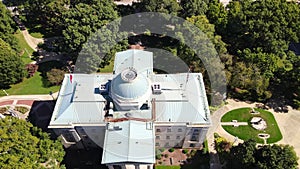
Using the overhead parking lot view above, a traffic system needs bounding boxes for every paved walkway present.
[220,122,248,126]
[0,93,58,118]
[21,29,44,51]
[0,93,58,101]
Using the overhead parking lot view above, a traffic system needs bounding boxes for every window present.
[156,135,160,139]
[193,129,199,134]
[62,129,81,143]
[178,128,182,132]
[166,135,170,140]
[167,128,171,132]
[190,143,195,147]
[113,165,121,169]
[156,128,161,132]
[191,135,198,141]
[176,135,181,140]
[165,142,170,147]
[155,142,160,146]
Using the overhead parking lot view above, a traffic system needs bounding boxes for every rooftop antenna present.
[184,67,191,90]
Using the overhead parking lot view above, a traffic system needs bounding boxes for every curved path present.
[21,29,44,51]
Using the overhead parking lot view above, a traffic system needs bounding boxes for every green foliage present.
[228,139,257,168]
[225,0,300,53]
[229,61,271,101]
[47,69,65,86]
[215,136,231,153]
[206,0,227,34]
[180,0,208,18]
[137,0,181,15]
[155,154,162,160]
[0,117,65,169]
[62,0,118,55]
[0,38,25,89]
[186,15,227,55]
[182,149,189,154]
[227,140,299,169]
[168,148,175,152]
[14,106,29,114]
[255,144,299,169]
[0,2,18,50]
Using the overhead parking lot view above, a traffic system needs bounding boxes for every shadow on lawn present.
[180,150,210,169]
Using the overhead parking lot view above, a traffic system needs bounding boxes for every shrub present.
[0,107,8,114]
[159,148,165,152]
[14,106,29,114]
[156,154,162,160]
[168,148,175,152]
[47,68,65,86]
[25,64,38,77]
[182,149,189,154]
[214,133,220,138]
[164,154,168,158]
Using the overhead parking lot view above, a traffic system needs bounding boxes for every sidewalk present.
[0,93,58,101]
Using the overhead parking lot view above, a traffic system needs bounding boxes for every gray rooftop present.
[101,120,155,164]
[49,49,211,126]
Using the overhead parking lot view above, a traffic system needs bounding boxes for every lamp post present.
[49,91,54,100]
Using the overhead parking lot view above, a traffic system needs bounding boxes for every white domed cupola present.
[110,68,151,111]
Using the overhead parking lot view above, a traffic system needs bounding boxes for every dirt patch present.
[156,149,191,166]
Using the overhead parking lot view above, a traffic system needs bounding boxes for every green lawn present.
[0,72,60,96]
[221,108,282,144]
[99,59,114,73]
[14,30,34,64]
[221,107,253,122]
[29,32,44,39]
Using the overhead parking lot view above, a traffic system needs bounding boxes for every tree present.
[255,144,298,169]
[136,0,181,15]
[206,0,227,34]
[0,38,25,89]
[228,139,257,169]
[0,117,65,169]
[47,68,65,85]
[0,2,18,50]
[224,0,300,54]
[227,139,299,169]
[180,0,209,18]
[61,0,118,56]
[43,0,70,36]
[228,61,271,101]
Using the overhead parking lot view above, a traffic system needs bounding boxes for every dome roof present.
[111,68,150,100]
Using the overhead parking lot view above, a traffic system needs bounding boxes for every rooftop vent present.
[152,83,161,94]
[99,84,107,93]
